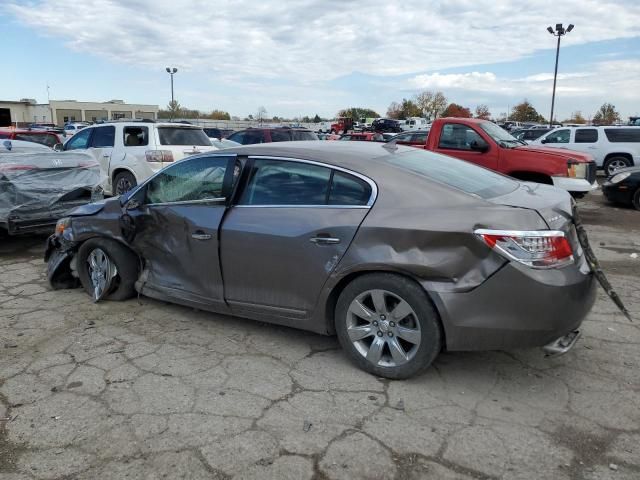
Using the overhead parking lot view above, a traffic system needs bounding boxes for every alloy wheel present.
[346,289,421,367]
[87,248,118,301]
[607,159,629,175]
[115,176,133,195]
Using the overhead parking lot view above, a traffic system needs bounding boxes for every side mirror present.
[540,138,549,144]
[470,140,489,153]
[53,143,64,152]
[125,198,140,210]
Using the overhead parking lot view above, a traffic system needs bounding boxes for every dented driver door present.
[126,155,236,308]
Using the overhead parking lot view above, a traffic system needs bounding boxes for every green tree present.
[511,100,545,123]
[313,114,321,123]
[208,109,230,120]
[442,103,472,118]
[157,100,183,119]
[336,107,380,120]
[592,103,620,125]
[475,104,491,120]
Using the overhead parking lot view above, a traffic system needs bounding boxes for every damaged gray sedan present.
[45,142,596,378]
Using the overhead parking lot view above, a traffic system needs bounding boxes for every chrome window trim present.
[245,155,378,207]
[147,197,226,207]
[234,204,370,209]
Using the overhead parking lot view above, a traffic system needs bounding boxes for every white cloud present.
[5,0,640,80]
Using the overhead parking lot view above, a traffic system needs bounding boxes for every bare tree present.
[414,90,447,120]
[475,104,491,120]
[256,106,268,125]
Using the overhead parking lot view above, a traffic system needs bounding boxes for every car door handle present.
[310,236,341,245]
[191,231,212,241]
[103,153,110,158]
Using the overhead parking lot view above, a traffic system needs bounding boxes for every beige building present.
[0,99,158,127]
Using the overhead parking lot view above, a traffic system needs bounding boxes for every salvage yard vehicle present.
[228,127,318,145]
[602,166,640,210]
[46,142,598,379]
[0,128,62,148]
[371,118,402,133]
[532,126,640,175]
[62,120,217,195]
[403,118,597,196]
[401,117,429,131]
[331,117,354,134]
[1,149,103,235]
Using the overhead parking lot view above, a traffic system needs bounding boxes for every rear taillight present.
[145,150,174,162]
[475,229,574,269]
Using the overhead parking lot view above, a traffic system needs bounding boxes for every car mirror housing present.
[53,143,64,152]
[541,138,549,144]
[471,141,489,153]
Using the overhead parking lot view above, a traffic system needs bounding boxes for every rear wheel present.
[633,188,640,211]
[77,238,138,301]
[114,171,137,195]
[604,156,632,176]
[335,273,442,379]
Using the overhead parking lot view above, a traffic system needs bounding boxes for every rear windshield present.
[604,128,640,142]
[384,149,518,199]
[157,127,211,146]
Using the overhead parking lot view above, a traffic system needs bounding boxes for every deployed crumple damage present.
[0,151,105,234]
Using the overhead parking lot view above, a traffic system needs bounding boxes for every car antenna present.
[382,138,398,152]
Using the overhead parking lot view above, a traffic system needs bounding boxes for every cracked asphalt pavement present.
[1,188,639,480]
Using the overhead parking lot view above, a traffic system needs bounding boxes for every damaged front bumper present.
[45,234,79,289]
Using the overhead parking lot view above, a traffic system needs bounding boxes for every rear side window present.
[123,126,148,147]
[90,126,115,148]
[292,130,318,141]
[385,150,518,199]
[240,159,331,205]
[328,171,372,205]
[15,133,57,147]
[575,129,598,143]
[604,128,640,142]
[157,127,211,146]
[270,130,292,142]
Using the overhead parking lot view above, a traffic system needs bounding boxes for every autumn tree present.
[387,99,422,119]
[337,107,380,120]
[415,90,447,120]
[387,102,403,119]
[592,103,620,125]
[442,103,473,118]
[562,111,586,124]
[475,104,491,120]
[208,110,230,120]
[510,100,546,123]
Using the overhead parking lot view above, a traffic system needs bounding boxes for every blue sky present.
[2,0,639,120]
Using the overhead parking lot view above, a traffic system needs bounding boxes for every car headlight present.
[610,172,631,184]
[567,160,587,179]
[55,217,73,240]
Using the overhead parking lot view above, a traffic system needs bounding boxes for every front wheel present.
[77,238,139,301]
[335,273,442,379]
[633,188,640,211]
[604,157,632,176]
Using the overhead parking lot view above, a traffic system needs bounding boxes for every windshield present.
[157,127,211,146]
[479,121,524,148]
[384,149,518,199]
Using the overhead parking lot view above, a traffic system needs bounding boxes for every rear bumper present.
[432,258,597,351]
[602,182,634,204]
[551,177,598,193]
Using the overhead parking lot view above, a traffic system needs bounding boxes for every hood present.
[513,145,593,163]
[488,182,573,230]
[607,165,640,177]
[68,196,117,216]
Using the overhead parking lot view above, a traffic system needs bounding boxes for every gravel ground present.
[0,188,638,480]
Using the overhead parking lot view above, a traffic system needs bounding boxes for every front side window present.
[90,126,115,148]
[157,127,211,146]
[241,130,266,145]
[544,129,570,143]
[64,128,92,150]
[412,132,428,143]
[575,129,598,143]
[145,156,229,204]
[123,126,149,147]
[239,159,331,205]
[438,124,485,150]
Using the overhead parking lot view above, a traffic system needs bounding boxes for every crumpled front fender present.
[45,236,79,290]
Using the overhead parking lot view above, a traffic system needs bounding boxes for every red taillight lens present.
[145,150,174,162]
[475,229,574,268]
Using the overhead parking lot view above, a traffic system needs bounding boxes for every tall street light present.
[166,67,178,119]
[547,23,573,127]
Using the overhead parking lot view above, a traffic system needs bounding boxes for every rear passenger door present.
[570,128,602,165]
[220,157,375,318]
[87,125,115,177]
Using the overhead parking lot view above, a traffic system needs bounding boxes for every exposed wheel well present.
[324,269,446,347]
[603,152,634,165]
[112,168,136,184]
[508,171,553,185]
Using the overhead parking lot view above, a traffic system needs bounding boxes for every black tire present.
[633,188,640,211]
[335,273,442,379]
[604,156,632,176]
[77,237,139,301]
[113,171,137,196]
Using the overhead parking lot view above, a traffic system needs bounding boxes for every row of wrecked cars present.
[0,139,104,236]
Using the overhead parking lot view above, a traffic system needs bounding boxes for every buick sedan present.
[46,142,596,378]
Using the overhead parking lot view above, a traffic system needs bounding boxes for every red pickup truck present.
[395,118,597,195]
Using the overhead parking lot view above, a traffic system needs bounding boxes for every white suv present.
[532,126,640,175]
[62,121,217,194]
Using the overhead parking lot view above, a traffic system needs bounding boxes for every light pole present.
[165,67,178,119]
[547,23,573,127]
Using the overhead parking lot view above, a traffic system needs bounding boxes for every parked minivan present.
[532,126,640,175]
